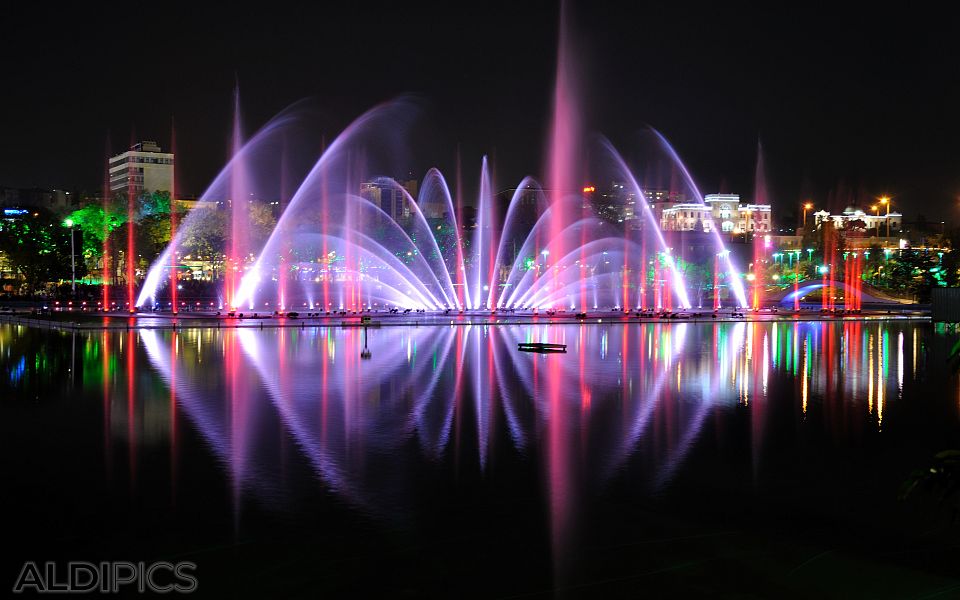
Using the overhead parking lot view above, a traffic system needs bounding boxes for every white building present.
[660,193,773,234]
[108,141,174,196]
[813,207,902,234]
[735,203,773,233]
[660,203,715,232]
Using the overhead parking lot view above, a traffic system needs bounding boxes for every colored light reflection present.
[2,317,943,572]
[127,320,928,506]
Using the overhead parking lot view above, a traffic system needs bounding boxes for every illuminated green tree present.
[0,209,86,294]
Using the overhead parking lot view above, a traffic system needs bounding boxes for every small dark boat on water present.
[517,342,567,354]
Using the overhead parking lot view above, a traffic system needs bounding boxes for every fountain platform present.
[1,307,930,331]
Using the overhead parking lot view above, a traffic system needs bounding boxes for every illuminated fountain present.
[138,20,750,313]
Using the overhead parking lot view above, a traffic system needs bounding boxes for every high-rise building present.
[359,178,418,221]
[108,141,174,196]
[641,188,687,223]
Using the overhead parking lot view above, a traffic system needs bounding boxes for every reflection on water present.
[2,320,957,575]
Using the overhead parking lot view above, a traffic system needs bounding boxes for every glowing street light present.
[879,196,892,238]
[802,202,814,228]
[63,218,76,295]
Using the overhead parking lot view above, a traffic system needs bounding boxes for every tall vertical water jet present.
[319,136,330,311]
[170,119,179,314]
[455,147,467,308]
[545,4,583,310]
[471,157,496,309]
[126,131,137,313]
[227,85,249,309]
[101,136,112,311]
[752,141,768,310]
[276,135,289,311]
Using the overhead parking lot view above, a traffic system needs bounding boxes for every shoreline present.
[0,309,932,331]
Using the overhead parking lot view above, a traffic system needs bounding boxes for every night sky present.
[2,2,957,222]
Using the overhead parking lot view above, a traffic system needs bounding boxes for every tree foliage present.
[0,209,87,293]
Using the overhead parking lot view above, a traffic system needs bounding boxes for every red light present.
[582,185,596,193]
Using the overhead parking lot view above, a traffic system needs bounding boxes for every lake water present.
[3,320,959,597]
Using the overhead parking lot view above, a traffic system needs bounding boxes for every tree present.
[138,190,171,218]
[181,208,227,279]
[942,249,960,287]
[64,201,128,258]
[0,209,85,294]
[249,201,277,248]
[676,259,711,307]
[847,218,867,233]
[136,214,173,265]
[883,250,939,301]
[863,244,885,285]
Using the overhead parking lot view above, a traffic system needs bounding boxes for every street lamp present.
[64,218,76,296]
[879,196,891,239]
[802,202,813,229]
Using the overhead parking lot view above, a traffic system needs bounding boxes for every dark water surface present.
[3,320,959,598]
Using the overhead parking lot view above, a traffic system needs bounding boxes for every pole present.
[70,224,76,296]
[886,201,891,238]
